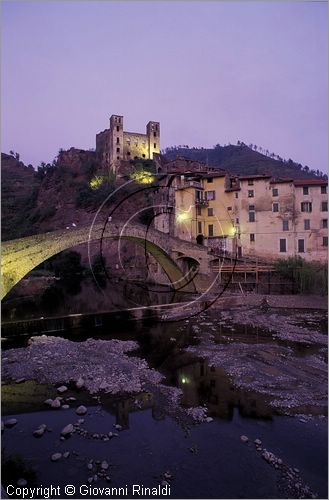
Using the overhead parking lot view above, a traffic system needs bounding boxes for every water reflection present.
[177,360,272,420]
[2,277,189,323]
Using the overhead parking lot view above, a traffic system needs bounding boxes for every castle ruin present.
[96,115,160,172]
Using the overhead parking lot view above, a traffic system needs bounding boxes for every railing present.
[195,199,209,207]
[211,264,275,273]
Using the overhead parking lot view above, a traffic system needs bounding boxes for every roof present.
[203,172,226,178]
[294,179,327,186]
[270,178,294,184]
[239,174,272,181]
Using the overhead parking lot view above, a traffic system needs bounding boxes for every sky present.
[1,1,328,173]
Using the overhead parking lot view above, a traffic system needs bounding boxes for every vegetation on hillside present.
[162,143,327,180]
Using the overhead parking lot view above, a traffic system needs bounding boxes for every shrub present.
[275,257,328,295]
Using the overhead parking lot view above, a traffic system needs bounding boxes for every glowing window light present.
[181,377,188,384]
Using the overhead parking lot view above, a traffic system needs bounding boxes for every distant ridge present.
[163,144,327,180]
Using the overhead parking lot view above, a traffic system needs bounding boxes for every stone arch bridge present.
[1,222,211,299]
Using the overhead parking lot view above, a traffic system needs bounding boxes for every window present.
[321,201,328,211]
[153,143,156,148]
[195,190,202,201]
[282,220,289,231]
[117,156,120,160]
[304,219,310,230]
[249,211,255,222]
[250,233,255,243]
[248,179,254,186]
[235,192,239,199]
[142,154,145,158]
[248,190,254,198]
[196,206,202,216]
[298,239,305,253]
[279,239,287,252]
[236,218,239,224]
[272,188,278,197]
[303,186,309,195]
[116,126,120,132]
[198,221,202,234]
[301,202,312,213]
[206,190,215,201]
[227,207,232,211]
[116,147,120,153]
[323,236,328,247]
[249,204,255,210]
[207,178,213,183]
[322,219,328,228]
[116,137,120,144]
[154,132,157,138]
[321,186,327,194]
[272,202,279,212]
[127,152,131,156]
[208,224,214,237]
[208,207,214,216]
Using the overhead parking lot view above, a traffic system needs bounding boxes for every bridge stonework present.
[1,222,211,299]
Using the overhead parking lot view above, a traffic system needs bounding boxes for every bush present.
[275,257,328,295]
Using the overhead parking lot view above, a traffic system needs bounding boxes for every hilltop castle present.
[96,114,160,171]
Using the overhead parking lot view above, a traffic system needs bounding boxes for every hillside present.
[1,153,41,240]
[163,144,327,180]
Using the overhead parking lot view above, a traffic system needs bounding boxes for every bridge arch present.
[1,224,197,299]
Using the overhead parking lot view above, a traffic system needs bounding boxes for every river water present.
[1,279,328,499]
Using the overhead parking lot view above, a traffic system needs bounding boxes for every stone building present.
[96,114,160,172]
[154,159,328,262]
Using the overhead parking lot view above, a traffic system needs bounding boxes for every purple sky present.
[2,1,328,173]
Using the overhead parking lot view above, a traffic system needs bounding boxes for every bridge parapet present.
[1,221,210,299]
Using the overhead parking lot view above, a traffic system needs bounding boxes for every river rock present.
[17,479,27,486]
[51,399,61,409]
[205,417,213,423]
[57,385,68,394]
[240,435,249,443]
[61,404,70,410]
[61,424,74,437]
[51,453,62,462]
[76,377,85,389]
[78,419,85,424]
[63,451,70,459]
[15,378,26,384]
[254,438,262,446]
[101,461,109,470]
[76,405,87,416]
[44,399,53,406]
[4,418,18,428]
[33,428,45,437]
[114,424,122,431]
[87,463,93,470]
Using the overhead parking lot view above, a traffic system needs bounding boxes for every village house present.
[154,158,328,262]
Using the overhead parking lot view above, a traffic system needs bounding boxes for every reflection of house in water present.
[103,392,154,429]
[177,361,272,420]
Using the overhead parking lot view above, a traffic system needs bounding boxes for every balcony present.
[195,198,209,207]
[176,180,203,190]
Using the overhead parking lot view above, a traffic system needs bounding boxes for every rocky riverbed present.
[1,304,327,498]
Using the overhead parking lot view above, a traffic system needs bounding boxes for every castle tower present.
[146,121,160,159]
[109,114,124,171]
